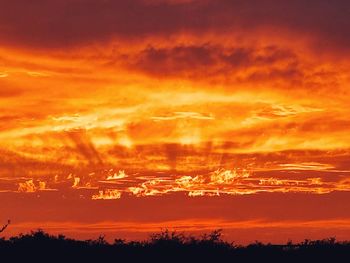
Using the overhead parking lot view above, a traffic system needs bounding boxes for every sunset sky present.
[1,0,350,243]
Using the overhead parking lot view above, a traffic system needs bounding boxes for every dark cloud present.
[125,44,297,78]
[0,0,350,51]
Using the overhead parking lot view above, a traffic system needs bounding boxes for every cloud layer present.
[0,0,350,243]
[1,0,350,53]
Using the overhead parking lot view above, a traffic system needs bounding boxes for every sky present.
[1,0,350,244]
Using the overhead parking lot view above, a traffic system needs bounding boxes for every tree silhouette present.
[0,229,350,262]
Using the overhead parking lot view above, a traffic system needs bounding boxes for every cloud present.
[125,44,298,80]
[0,0,350,245]
[17,179,54,193]
[92,189,122,200]
[151,111,215,121]
[0,0,350,53]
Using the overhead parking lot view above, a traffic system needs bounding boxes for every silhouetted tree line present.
[1,228,350,262]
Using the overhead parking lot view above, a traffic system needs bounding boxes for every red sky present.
[1,0,350,243]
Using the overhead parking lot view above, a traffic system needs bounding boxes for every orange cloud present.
[0,1,350,243]
[92,189,122,200]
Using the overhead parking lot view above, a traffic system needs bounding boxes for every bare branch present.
[0,220,10,233]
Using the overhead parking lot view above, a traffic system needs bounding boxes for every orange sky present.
[1,0,350,243]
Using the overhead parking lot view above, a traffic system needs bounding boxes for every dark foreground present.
[1,230,350,262]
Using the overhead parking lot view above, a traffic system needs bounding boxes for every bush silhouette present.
[0,229,349,262]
